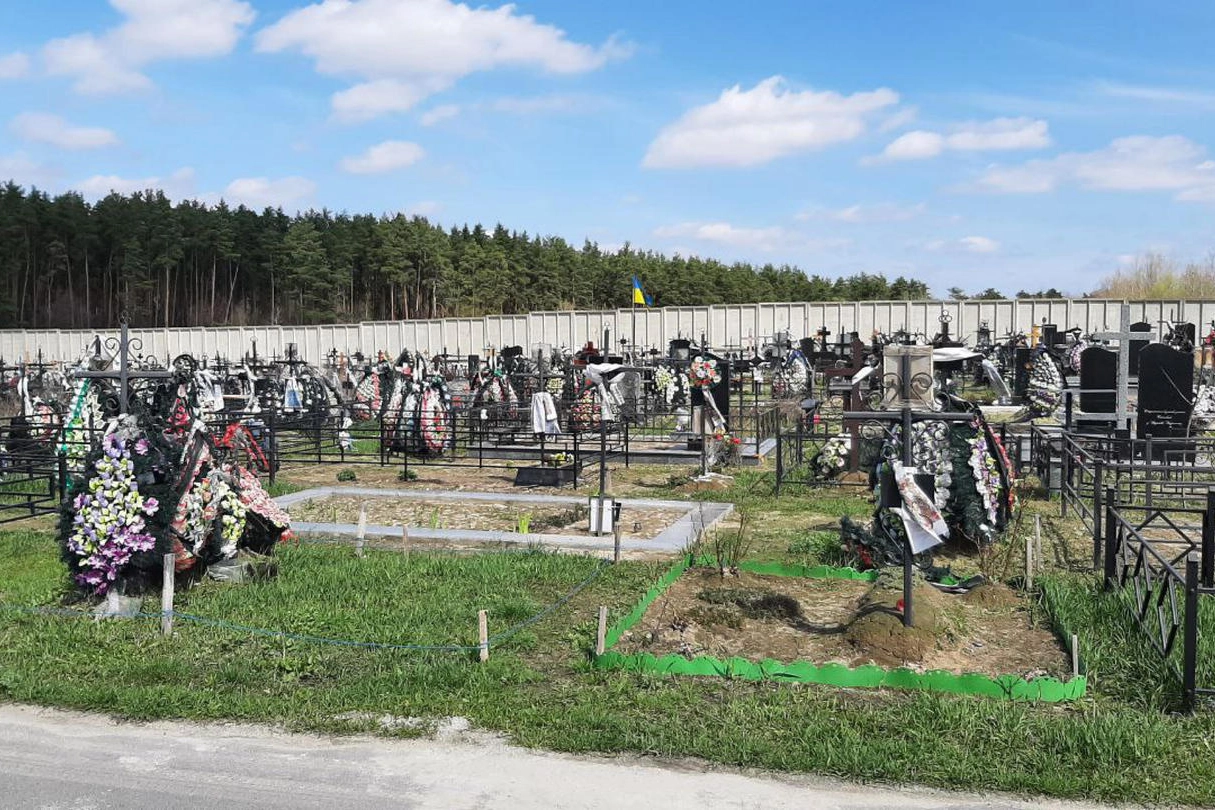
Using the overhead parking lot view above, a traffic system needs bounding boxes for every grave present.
[1136,343,1195,457]
[275,486,733,557]
[1078,345,1118,431]
[1013,347,1033,404]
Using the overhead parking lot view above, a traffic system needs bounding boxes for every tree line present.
[0,182,934,329]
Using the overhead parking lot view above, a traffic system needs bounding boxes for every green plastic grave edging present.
[595,555,1088,703]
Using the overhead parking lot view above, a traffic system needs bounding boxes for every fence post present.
[1059,442,1069,518]
[161,553,175,636]
[1203,490,1215,588]
[1183,552,1199,712]
[1102,487,1118,583]
[1092,459,1104,559]
[56,452,67,500]
[774,430,784,496]
[1145,434,1154,508]
[267,409,277,486]
[478,609,489,662]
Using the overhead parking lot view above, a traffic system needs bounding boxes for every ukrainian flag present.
[631,275,652,307]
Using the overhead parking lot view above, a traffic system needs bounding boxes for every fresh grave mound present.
[615,567,1071,679]
[287,496,684,541]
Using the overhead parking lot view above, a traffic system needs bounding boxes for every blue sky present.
[1,0,1214,296]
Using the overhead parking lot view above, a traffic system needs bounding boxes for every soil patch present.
[286,495,685,541]
[615,568,1070,678]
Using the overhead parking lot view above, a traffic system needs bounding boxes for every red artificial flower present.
[896,598,905,613]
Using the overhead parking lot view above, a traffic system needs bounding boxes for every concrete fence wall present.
[2,299,1211,363]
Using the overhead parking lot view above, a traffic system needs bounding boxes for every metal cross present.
[73,321,174,414]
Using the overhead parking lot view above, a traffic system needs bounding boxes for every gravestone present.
[1136,343,1194,455]
[1079,346,1117,415]
[1013,347,1033,403]
[1128,322,1152,376]
[1041,323,1059,347]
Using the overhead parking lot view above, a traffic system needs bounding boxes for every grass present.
[5,471,1215,804]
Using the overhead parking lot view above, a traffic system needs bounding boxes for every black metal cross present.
[73,321,174,414]
[845,350,973,628]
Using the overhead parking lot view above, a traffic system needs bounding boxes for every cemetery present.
[3,299,1215,804]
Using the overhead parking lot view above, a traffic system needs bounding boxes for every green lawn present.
[3,474,1215,805]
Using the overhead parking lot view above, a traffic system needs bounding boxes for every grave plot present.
[289,495,685,541]
[598,558,1085,701]
[276,487,733,556]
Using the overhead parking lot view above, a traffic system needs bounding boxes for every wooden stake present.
[596,605,608,656]
[355,505,366,558]
[1035,514,1043,564]
[478,609,489,662]
[401,524,410,560]
[1071,634,1080,677]
[1025,533,1033,591]
[160,553,175,636]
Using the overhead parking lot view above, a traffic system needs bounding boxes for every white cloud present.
[489,94,589,114]
[420,104,461,126]
[924,235,1001,254]
[1093,81,1215,109]
[43,0,255,95]
[877,105,918,133]
[959,235,1000,253]
[0,52,30,80]
[331,77,453,123]
[222,175,316,209]
[255,0,630,122]
[797,202,926,224]
[971,135,1215,201]
[339,140,426,174]
[0,152,56,186]
[419,94,599,125]
[872,118,1050,163]
[404,200,441,218]
[876,130,945,161]
[77,167,197,198]
[653,220,849,252]
[10,112,120,150]
[643,76,898,169]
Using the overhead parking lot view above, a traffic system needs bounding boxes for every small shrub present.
[397,468,418,482]
[336,469,357,483]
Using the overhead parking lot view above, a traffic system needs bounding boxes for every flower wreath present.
[687,356,721,390]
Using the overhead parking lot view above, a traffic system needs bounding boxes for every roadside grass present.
[5,476,1215,804]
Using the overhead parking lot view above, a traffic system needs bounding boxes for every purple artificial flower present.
[134,438,150,456]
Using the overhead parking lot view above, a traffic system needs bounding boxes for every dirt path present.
[0,704,1114,809]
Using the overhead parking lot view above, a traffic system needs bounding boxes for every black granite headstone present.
[1013,347,1033,403]
[1129,321,1152,375]
[1080,346,1117,414]
[1136,343,1194,451]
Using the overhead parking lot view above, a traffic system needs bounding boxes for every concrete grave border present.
[274,487,733,556]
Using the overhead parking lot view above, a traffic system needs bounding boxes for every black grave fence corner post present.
[1202,489,1215,588]
[1102,486,1118,582]
[1183,551,1200,712]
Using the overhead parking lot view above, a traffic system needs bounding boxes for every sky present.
[1,0,1214,297]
